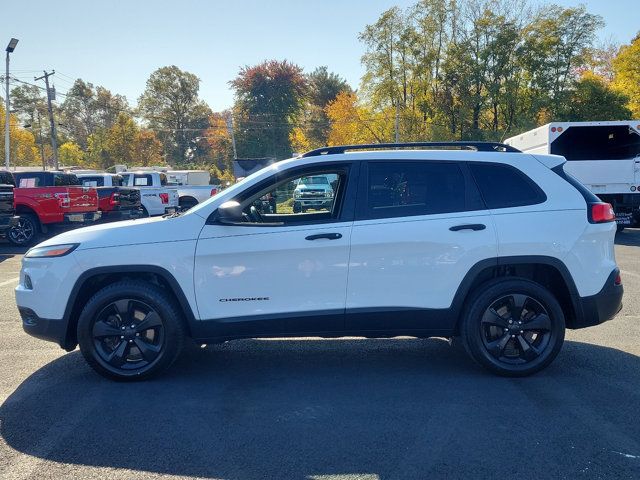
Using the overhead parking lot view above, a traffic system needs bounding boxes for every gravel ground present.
[1,231,640,480]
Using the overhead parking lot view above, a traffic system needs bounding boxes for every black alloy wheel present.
[461,278,565,376]
[7,215,37,246]
[480,294,551,364]
[78,280,185,380]
[92,299,165,371]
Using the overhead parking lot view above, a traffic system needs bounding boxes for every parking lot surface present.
[1,233,640,480]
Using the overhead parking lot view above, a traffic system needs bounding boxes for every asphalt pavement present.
[1,233,640,480]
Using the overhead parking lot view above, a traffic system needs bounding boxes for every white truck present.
[505,120,640,228]
[164,170,220,210]
[118,171,179,216]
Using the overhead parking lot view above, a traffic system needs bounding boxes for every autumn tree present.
[612,33,640,118]
[58,142,86,167]
[138,66,212,165]
[0,103,39,166]
[230,60,307,159]
[291,67,352,151]
[133,130,164,166]
[326,91,390,145]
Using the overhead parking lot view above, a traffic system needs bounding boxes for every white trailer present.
[505,120,640,227]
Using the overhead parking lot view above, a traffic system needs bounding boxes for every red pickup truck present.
[8,171,101,246]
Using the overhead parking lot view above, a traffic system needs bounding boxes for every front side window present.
[234,169,347,225]
[363,161,475,219]
[469,163,546,209]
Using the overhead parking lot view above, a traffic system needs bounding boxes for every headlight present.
[25,243,79,258]
[326,190,334,198]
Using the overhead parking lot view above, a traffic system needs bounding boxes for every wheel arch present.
[62,265,197,351]
[179,195,198,205]
[451,256,580,333]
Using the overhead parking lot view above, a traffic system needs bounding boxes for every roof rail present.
[300,141,521,157]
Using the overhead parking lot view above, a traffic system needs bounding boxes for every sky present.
[4,0,638,112]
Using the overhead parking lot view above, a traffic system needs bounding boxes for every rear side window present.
[362,161,481,219]
[469,163,546,209]
[133,175,152,186]
[80,176,104,187]
[53,174,80,186]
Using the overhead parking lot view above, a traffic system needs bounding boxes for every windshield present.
[299,176,329,185]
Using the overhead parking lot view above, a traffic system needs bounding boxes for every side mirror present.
[212,200,244,225]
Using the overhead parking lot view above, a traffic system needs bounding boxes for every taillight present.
[615,272,622,286]
[110,192,120,206]
[210,188,218,197]
[56,193,70,208]
[590,203,615,223]
[159,193,169,204]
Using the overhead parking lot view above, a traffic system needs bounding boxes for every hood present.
[35,214,205,250]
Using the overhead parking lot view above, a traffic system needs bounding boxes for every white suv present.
[15,142,623,380]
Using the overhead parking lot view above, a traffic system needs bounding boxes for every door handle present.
[449,224,486,232]
[305,232,343,241]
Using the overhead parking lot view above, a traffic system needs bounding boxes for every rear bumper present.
[571,269,623,329]
[101,208,143,222]
[0,215,19,233]
[63,211,102,224]
[19,307,72,350]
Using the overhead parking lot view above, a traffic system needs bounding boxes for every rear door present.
[345,159,497,332]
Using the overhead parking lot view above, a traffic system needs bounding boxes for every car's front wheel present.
[77,280,186,381]
[460,278,565,377]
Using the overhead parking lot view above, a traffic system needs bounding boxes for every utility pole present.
[226,113,238,159]
[35,70,58,170]
[395,103,400,144]
[5,38,19,170]
[35,110,46,170]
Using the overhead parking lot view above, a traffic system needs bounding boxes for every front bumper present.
[0,215,19,233]
[19,307,72,350]
[63,211,102,224]
[571,268,623,329]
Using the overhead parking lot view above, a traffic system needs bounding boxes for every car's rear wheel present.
[77,280,185,381]
[460,278,565,377]
[7,214,38,246]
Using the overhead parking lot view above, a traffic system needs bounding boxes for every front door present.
[194,163,357,338]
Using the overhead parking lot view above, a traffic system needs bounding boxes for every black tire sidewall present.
[77,281,185,381]
[462,278,565,377]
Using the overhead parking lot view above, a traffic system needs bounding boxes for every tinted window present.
[112,175,124,187]
[364,162,476,219]
[0,171,15,186]
[53,174,80,186]
[470,163,545,209]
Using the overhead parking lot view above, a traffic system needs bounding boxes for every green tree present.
[138,66,212,165]
[230,60,307,159]
[612,33,640,118]
[562,73,631,121]
[60,79,129,150]
[58,141,86,167]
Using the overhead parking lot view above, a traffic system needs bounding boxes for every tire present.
[141,206,150,217]
[179,198,198,212]
[293,202,301,213]
[616,224,625,233]
[460,278,565,377]
[77,280,186,381]
[7,214,39,247]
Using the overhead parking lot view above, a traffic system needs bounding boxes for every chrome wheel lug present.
[121,326,125,330]
[120,336,124,339]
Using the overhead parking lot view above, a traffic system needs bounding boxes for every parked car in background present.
[505,121,640,230]
[293,174,335,212]
[164,170,220,210]
[8,171,101,246]
[76,173,143,222]
[0,170,19,239]
[118,171,179,216]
